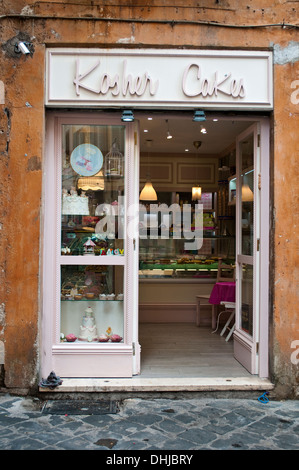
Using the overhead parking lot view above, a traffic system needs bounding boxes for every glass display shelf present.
[61,214,124,256]
[61,297,124,301]
[139,262,235,279]
[60,302,124,344]
[60,264,124,343]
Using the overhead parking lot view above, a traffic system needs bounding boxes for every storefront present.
[41,49,272,382]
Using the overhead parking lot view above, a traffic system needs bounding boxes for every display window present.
[61,125,125,343]
[59,124,125,344]
[43,115,138,378]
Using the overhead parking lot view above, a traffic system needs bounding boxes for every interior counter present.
[139,277,216,324]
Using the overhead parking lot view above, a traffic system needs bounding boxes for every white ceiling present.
[136,112,254,155]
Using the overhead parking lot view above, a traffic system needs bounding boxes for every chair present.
[217,259,235,282]
[212,301,236,341]
[196,294,217,329]
[195,259,235,329]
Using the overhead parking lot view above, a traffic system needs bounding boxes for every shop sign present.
[46,49,273,110]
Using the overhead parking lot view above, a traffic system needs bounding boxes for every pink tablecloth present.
[209,282,236,305]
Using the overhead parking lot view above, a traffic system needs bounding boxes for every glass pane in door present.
[61,124,125,256]
[240,134,254,256]
[234,123,262,374]
[237,130,255,339]
[240,263,253,336]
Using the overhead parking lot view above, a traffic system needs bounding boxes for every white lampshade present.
[192,186,202,201]
[242,184,254,201]
[139,181,157,201]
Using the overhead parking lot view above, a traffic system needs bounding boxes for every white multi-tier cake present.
[78,306,98,342]
[62,188,89,215]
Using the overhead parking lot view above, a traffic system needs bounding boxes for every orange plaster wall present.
[0,1,298,395]
[272,62,299,396]
[0,45,44,390]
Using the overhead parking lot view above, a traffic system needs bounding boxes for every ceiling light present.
[200,126,207,134]
[193,141,202,149]
[242,184,254,202]
[193,110,206,122]
[140,140,157,201]
[192,140,202,201]
[121,110,134,122]
[166,119,172,139]
[192,185,202,201]
[140,181,157,201]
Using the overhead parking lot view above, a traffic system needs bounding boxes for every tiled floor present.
[40,322,269,393]
[139,323,251,378]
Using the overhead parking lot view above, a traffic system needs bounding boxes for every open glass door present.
[234,124,260,374]
[43,114,139,378]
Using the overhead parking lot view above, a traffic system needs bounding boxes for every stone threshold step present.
[39,376,274,393]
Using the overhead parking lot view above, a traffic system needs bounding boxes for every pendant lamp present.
[191,141,202,200]
[140,178,157,201]
[140,139,157,201]
[242,184,254,201]
[192,185,202,201]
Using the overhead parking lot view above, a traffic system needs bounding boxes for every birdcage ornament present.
[83,237,96,255]
[104,140,124,178]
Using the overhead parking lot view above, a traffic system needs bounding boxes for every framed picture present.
[70,143,103,176]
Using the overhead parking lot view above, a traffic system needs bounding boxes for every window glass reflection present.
[61,125,125,256]
[240,135,254,256]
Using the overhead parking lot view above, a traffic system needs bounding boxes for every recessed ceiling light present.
[144,129,149,132]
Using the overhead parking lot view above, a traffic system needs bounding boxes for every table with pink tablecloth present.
[209,282,236,305]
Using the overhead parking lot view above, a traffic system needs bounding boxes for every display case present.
[139,235,219,279]
[139,192,234,280]
[60,265,124,343]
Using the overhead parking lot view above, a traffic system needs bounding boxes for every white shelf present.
[59,255,125,265]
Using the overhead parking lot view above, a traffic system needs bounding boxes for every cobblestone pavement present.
[0,393,298,451]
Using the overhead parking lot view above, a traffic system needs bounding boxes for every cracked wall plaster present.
[273,41,299,65]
